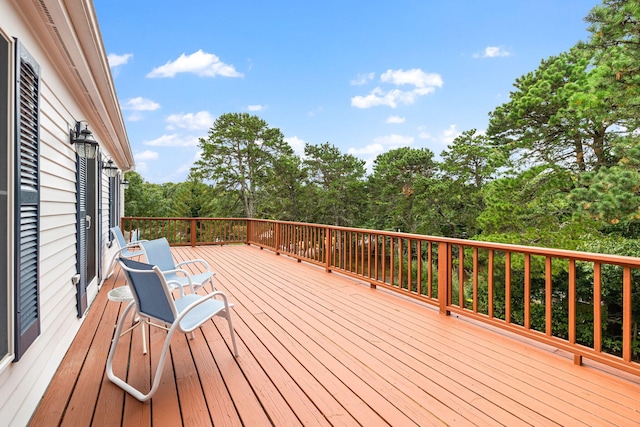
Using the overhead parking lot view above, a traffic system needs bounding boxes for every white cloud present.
[351,87,436,108]
[351,68,443,109]
[122,97,160,111]
[108,53,133,67]
[135,150,159,161]
[133,150,158,173]
[126,112,144,122]
[473,46,511,58]
[134,162,148,173]
[284,136,306,156]
[143,133,199,147]
[147,49,243,78]
[380,68,443,88]
[348,143,385,158]
[418,127,431,140]
[166,111,215,131]
[372,134,414,148]
[174,161,194,176]
[441,124,462,144]
[386,115,406,124]
[350,72,375,86]
[347,143,386,174]
[247,104,265,111]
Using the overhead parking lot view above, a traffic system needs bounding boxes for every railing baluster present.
[623,266,632,362]
[505,252,511,324]
[427,242,432,299]
[458,245,464,308]
[546,256,553,336]
[524,253,531,329]
[438,242,450,315]
[473,247,479,313]
[569,259,580,365]
[416,240,422,296]
[488,250,494,319]
[594,262,602,353]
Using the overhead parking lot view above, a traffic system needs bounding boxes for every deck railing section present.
[121,217,247,246]
[123,217,640,376]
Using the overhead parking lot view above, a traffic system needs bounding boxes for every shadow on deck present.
[29,244,640,426]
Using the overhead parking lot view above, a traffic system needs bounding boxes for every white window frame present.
[0,27,15,372]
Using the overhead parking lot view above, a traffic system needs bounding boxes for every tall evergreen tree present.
[366,147,436,233]
[192,113,293,218]
[169,174,217,218]
[303,142,366,226]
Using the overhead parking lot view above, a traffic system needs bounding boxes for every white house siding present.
[0,1,133,426]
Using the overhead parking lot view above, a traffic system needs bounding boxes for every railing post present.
[275,222,281,256]
[325,226,332,273]
[190,218,197,247]
[438,242,450,316]
[246,219,251,245]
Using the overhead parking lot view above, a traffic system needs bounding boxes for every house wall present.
[0,1,131,426]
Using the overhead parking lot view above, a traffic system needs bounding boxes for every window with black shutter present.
[14,40,40,361]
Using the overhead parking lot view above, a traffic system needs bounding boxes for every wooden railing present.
[122,217,640,376]
[121,217,247,246]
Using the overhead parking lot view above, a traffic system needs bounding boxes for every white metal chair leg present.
[226,309,239,356]
[137,316,147,354]
[107,301,181,402]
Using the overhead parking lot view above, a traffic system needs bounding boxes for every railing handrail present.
[121,216,640,377]
[247,218,640,266]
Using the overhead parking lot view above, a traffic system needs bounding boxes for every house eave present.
[11,0,134,170]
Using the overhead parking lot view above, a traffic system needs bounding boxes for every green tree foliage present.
[366,147,437,233]
[169,174,218,218]
[430,130,507,237]
[303,142,367,226]
[477,166,594,249]
[123,171,171,217]
[257,153,313,221]
[440,130,506,188]
[570,1,640,237]
[585,0,640,126]
[487,46,613,172]
[192,113,293,218]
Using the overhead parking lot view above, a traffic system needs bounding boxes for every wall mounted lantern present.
[121,179,130,189]
[102,158,119,178]
[70,121,99,159]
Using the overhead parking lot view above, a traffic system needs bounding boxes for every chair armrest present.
[162,267,200,294]
[165,279,187,296]
[118,245,144,259]
[123,239,148,249]
[175,258,213,273]
[174,290,233,329]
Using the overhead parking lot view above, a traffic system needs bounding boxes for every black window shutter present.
[109,176,115,230]
[76,156,88,316]
[14,40,40,361]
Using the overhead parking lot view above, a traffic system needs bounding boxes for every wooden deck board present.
[29,244,640,426]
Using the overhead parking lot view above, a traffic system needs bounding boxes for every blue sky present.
[94,0,599,184]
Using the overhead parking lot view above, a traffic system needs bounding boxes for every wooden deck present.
[29,244,640,426]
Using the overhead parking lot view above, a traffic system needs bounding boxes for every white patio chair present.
[105,226,146,279]
[106,257,239,402]
[139,237,215,293]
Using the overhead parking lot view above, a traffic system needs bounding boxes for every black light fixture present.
[121,179,130,189]
[70,121,99,159]
[102,158,119,178]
